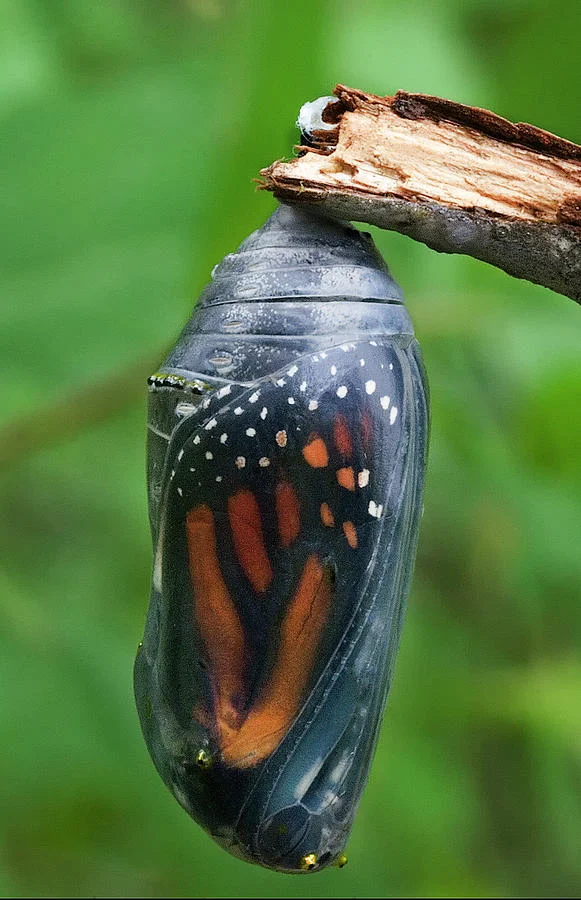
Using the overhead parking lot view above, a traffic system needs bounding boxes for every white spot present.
[260,407,268,420]
[216,476,222,483]
[170,469,175,479]
[320,351,328,359]
[205,451,213,460]
[234,407,244,415]
[380,364,384,369]
[370,340,378,347]
[341,344,350,352]
[202,398,211,409]
[368,500,383,518]
[300,380,307,392]
[217,385,231,399]
[336,386,348,398]
[249,391,260,403]
[389,363,393,370]
[189,467,195,473]
[246,427,256,437]
[220,433,228,444]
[390,406,398,424]
[380,395,390,410]
[205,418,218,430]
[177,449,184,461]
[193,435,200,445]
[312,355,319,362]
[287,365,298,377]
[360,359,365,367]
[365,380,376,395]
[235,456,246,469]
[276,378,286,387]
[259,457,270,468]
[308,400,318,411]
[177,487,183,497]
[331,365,337,376]
[276,430,287,447]
[358,469,370,488]
[288,397,295,405]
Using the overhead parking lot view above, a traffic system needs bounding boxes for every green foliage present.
[0,1,579,896]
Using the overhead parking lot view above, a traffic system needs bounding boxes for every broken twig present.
[260,86,581,302]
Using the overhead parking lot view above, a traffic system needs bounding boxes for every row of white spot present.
[364,380,398,424]
[188,352,398,453]
[172,342,397,516]
[190,340,397,428]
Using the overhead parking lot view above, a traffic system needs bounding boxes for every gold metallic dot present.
[299,853,318,871]
[336,853,348,868]
[195,748,213,769]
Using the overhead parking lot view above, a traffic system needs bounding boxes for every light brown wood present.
[260,86,581,302]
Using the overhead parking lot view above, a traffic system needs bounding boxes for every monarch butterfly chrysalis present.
[134,203,429,873]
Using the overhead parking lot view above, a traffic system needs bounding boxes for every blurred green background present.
[1,1,580,897]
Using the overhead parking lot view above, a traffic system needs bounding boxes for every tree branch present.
[259,85,581,303]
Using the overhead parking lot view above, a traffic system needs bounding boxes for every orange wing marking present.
[228,489,273,593]
[302,433,329,468]
[186,505,246,742]
[343,521,358,549]
[220,555,334,768]
[188,507,333,767]
[275,481,301,548]
[320,502,335,527]
[336,466,356,491]
[361,412,373,451]
[333,414,353,458]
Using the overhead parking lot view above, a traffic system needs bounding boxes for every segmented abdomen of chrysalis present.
[135,204,429,873]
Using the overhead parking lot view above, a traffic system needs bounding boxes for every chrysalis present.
[135,204,429,873]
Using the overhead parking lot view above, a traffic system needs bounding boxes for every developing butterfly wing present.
[135,335,428,871]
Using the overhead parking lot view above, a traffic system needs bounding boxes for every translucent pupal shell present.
[135,204,429,873]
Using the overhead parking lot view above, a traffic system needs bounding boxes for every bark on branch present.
[259,85,581,303]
